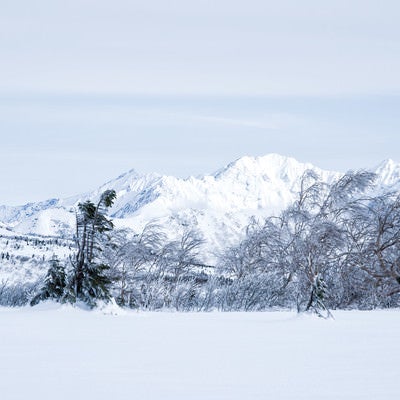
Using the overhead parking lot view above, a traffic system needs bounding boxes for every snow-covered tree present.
[343,192,400,306]
[66,189,117,307]
[30,256,66,306]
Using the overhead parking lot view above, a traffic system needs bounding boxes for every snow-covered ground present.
[0,307,398,399]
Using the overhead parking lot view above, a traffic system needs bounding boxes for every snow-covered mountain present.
[0,154,399,256]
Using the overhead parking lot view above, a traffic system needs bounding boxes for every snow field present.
[0,307,399,400]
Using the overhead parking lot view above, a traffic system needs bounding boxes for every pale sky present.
[0,1,399,205]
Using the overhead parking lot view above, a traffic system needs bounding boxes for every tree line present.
[12,169,400,315]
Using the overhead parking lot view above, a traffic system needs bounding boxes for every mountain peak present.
[374,158,400,186]
[376,158,397,169]
[214,153,318,181]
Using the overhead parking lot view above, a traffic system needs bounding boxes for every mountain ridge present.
[1,154,399,251]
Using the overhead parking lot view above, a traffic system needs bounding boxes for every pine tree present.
[68,189,117,307]
[30,256,66,306]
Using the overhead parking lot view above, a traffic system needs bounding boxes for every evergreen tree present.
[30,256,66,306]
[31,190,117,308]
[67,189,117,307]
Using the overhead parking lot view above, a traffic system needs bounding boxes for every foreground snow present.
[0,307,399,400]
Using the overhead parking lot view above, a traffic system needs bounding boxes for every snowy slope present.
[0,154,339,240]
[0,154,399,255]
[0,232,73,284]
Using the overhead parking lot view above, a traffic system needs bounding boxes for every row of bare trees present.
[105,225,211,310]
[102,169,400,314]
[219,170,400,314]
